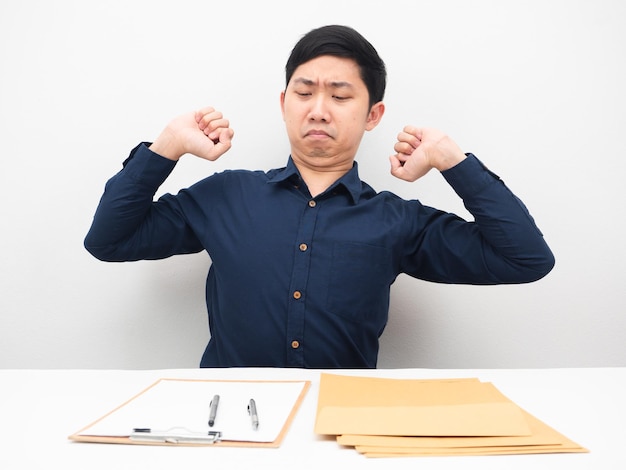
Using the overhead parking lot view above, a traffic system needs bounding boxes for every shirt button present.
[299,243,308,252]
[308,200,316,208]
[293,291,302,299]
[291,340,300,349]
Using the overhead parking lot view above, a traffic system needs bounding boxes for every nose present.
[308,95,330,122]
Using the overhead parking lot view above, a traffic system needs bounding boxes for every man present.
[84,25,554,368]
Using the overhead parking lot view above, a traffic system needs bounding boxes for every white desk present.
[1,367,624,469]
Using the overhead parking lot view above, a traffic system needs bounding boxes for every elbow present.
[84,238,109,261]
[84,234,119,262]
[518,245,556,283]
[532,250,555,282]
[488,242,556,285]
[542,248,556,276]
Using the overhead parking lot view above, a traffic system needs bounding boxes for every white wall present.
[1,0,624,369]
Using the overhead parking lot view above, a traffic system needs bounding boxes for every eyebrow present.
[292,77,354,89]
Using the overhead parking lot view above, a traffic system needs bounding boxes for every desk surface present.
[1,367,624,469]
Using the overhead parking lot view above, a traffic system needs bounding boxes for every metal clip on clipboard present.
[130,427,222,444]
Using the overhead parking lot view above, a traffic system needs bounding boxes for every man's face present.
[280,55,384,170]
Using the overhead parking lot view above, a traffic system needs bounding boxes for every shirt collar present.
[268,156,363,204]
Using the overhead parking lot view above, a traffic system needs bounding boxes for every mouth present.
[305,129,332,139]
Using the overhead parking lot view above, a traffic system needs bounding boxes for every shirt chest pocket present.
[325,242,394,323]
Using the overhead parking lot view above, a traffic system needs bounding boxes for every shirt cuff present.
[121,142,178,186]
[441,153,501,200]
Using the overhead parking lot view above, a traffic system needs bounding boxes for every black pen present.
[248,398,259,430]
[208,394,220,427]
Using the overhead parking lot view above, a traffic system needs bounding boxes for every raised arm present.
[84,107,233,261]
[391,126,555,284]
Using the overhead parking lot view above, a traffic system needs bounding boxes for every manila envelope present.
[315,374,531,437]
[340,410,587,456]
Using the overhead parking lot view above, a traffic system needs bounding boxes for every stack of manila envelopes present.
[314,373,588,458]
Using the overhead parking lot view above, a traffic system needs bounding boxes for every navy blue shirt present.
[85,143,554,368]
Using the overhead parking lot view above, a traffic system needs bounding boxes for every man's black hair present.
[285,25,387,107]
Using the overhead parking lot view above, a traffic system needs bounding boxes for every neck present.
[292,159,352,198]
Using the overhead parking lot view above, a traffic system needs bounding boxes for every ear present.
[280,90,286,120]
[365,101,385,131]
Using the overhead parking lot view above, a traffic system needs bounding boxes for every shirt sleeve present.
[401,154,555,284]
[84,143,204,261]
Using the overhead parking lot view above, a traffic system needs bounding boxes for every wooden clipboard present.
[69,378,311,448]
